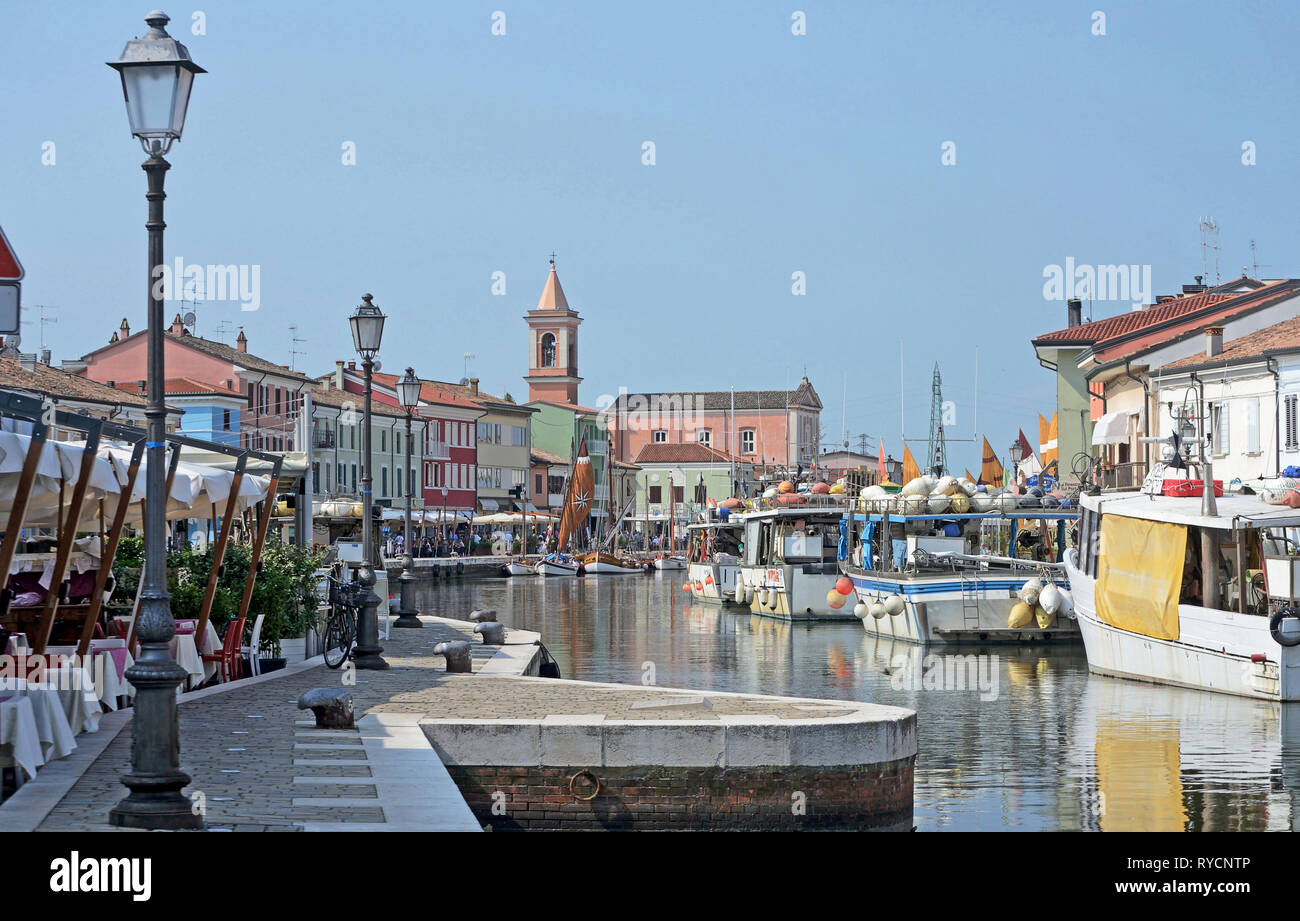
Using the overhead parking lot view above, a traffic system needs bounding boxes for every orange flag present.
[878,437,887,482]
[557,438,594,549]
[902,444,921,483]
[964,468,977,484]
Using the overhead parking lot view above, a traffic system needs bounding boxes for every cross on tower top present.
[549,252,556,266]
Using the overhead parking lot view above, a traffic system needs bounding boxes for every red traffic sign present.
[0,224,23,281]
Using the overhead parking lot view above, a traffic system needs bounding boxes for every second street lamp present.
[348,294,389,669]
[393,367,423,628]
[108,10,204,830]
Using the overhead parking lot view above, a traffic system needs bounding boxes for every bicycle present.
[323,571,360,669]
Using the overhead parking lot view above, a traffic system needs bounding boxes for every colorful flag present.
[964,468,977,484]
[902,444,921,483]
[978,437,1004,486]
[557,438,593,549]
[878,438,886,482]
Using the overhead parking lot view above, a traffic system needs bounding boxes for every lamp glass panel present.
[122,65,180,137]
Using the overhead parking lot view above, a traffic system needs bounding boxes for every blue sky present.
[2,0,1298,471]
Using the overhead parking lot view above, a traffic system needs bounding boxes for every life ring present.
[1270,607,1300,647]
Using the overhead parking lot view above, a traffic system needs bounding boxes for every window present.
[477,422,493,443]
[380,429,387,453]
[649,485,662,504]
[694,482,707,504]
[673,485,684,504]
[548,474,565,495]
[512,426,528,446]
[312,462,320,493]
[696,430,711,447]
[541,333,556,368]
[1287,394,1299,452]
[351,464,357,491]
[275,387,281,415]
[381,466,388,496]
[223,409,231,431]
[396,466,403,498]
[535,473,543,495]
[1212,403,1229,455]
[337,463,344,487]
[653,430,668,443]
[741,429,755,454]
[1246,398,1260,455]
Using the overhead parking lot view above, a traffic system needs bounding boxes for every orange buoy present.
[705,576,714,585]
[682,584,691,592]
[778,480,795,494]
[835,576,854,596]
[812,481,830,494]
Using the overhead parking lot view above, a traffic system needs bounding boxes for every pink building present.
[608,378,822,474]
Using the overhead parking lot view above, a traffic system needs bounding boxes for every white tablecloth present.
[0,696,42,780]
[168,624,220,688]
[0,681,77,764]
[44,641,133,712]
[23,667,103,736]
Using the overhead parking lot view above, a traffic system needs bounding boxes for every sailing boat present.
[536,437,592,576]
[653,472,687,570]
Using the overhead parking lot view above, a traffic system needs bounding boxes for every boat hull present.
[653,556,687,571]
[535,559,582,576]
[738,565,857,621]
[584,556,642,575]
[501,561,533,577]
[847,570,1080,646]
[686,562,746,606]
[1065,548,1300,700]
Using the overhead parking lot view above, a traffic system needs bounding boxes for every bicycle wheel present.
[323,605,354,668]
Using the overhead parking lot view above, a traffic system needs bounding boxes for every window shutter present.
[1246,398,1260,454]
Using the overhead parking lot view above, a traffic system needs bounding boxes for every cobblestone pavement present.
[27,616,857,832]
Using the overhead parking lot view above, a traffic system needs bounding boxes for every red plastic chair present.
[201,616,246,683]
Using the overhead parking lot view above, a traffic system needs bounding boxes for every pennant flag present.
[878,438,886,483]
[978,437,1004,486]
[964,468,977,484]
[1045,412,1059,471]
[901,444,921,483]
[1017,428,1036,464]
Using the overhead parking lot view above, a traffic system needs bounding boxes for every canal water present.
[411,573,1300,831]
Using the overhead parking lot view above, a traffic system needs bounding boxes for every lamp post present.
[349,294,388,669]
[1009,440,1024,489]
[393,367,422,628]
[440,485,449,552]
[108,11,205,830]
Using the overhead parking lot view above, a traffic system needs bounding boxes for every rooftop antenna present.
[1199,216,1221,284]
[22,304,57,350]
[214,319,234,344]
[463,352,475,381]
[1249,239,1272,279]
[178,284,202,336]
[289,324,307,371]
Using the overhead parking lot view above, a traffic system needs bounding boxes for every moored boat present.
[734,498,855,621]
[684,516,746,606]
[535,553,583,576]
[583,551,642,574]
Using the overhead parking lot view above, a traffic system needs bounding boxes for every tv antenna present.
[289,324,307,371]
[21,304,57,350]
[1249,239,1272,279]
[463,352,475,380]
[1199,217,1221,284]
[213,319,234,344]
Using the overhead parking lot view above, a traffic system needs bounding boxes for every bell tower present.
[524,256,583,405]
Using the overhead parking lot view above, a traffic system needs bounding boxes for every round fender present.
[1271,608,1300,647]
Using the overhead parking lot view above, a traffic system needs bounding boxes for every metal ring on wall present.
[568,769,600,801]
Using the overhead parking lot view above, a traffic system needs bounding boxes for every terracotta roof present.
[368,371,533,414]
[309,384,408,418]
[1033,292,1233,344]
[340,368,483,412]
[611,377,822,412]
[633,442,742,465]
[0,359,148,407]
[530,447,569,466]
[535,262,571,311]
[529,399,606,415]
[161,333,314,382]
[155,377,244,398]
[1158,315,1300,372]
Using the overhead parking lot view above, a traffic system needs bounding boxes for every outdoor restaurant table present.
[45,639,133,711]
[20,663,103,736]
[0,695,43,781]
[0,679,77,764]
[111,618,219,690]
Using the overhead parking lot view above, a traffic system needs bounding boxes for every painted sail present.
[1038,413,1059,472]
[557,438,594,550]
[978,437,1004,485]
[901,444,921,483]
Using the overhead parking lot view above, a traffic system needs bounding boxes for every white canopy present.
[1092,408,1139,446]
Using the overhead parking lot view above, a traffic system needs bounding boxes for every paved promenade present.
[3,611,915,832]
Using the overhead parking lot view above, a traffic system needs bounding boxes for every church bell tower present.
[524,257,583,405]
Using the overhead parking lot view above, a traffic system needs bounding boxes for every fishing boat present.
[684,515,747,606]
[1065,484,1300,700]
[583,551,642,574]
[845,506,1080,645]
[734,498,854,621]
[501,558,534,577]
[535,553,583,576]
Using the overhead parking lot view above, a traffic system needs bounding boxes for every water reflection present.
[413,573,1300,831]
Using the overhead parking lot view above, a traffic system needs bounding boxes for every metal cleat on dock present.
[468,609,497,623]
[473,621,506,645]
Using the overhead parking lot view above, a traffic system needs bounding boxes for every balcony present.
[313,431,335,449]
[1098,461,1147,491]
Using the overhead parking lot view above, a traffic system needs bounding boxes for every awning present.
[479,499,499,511]
[1092,408,1139,446]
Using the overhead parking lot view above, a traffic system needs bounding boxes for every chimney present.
[120,318,130,338]
[169,313,184,335]
[109,331,119,344]
[137,379,146,393]
[1206,326,1223,357]
[1067,298,1082,327]
[235,329,247,352]
[40,348,51,366]
[469,377,480,395]
[106,380,116,389]
[348,360,356,371]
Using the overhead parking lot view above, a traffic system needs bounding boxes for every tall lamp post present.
[1009,440,1024,489]
[349,294,389,670]
[393,367,422,628]
[108,11,205,830]
[440,486,449,552]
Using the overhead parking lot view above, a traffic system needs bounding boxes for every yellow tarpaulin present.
[1096,515,1185,641]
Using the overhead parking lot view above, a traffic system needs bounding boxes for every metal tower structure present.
[927,363,947,475]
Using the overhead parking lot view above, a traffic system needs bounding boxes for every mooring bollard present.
[297,688,355,729]
[468,609,497,623]
[474,621,506,645]
[433,640,473,673]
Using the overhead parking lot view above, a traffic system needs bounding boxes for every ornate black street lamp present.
[108,10,205,830]
[392,367,422,628]
[348,294,389,669]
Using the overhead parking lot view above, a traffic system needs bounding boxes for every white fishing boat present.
[535,553,583,577]
[684,516,746,606]
[501,558,534,577]
[845,508,1080,644]
[734,499,855,621]
[653,554,686,571]
[1065,485,1300,701]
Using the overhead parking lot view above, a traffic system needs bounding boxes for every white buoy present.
[1039,582,1062,615]
[884,594,905,616]
[853,602,868,619]
[870,602,887,619]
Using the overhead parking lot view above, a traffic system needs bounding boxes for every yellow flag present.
[902,444,921,482]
